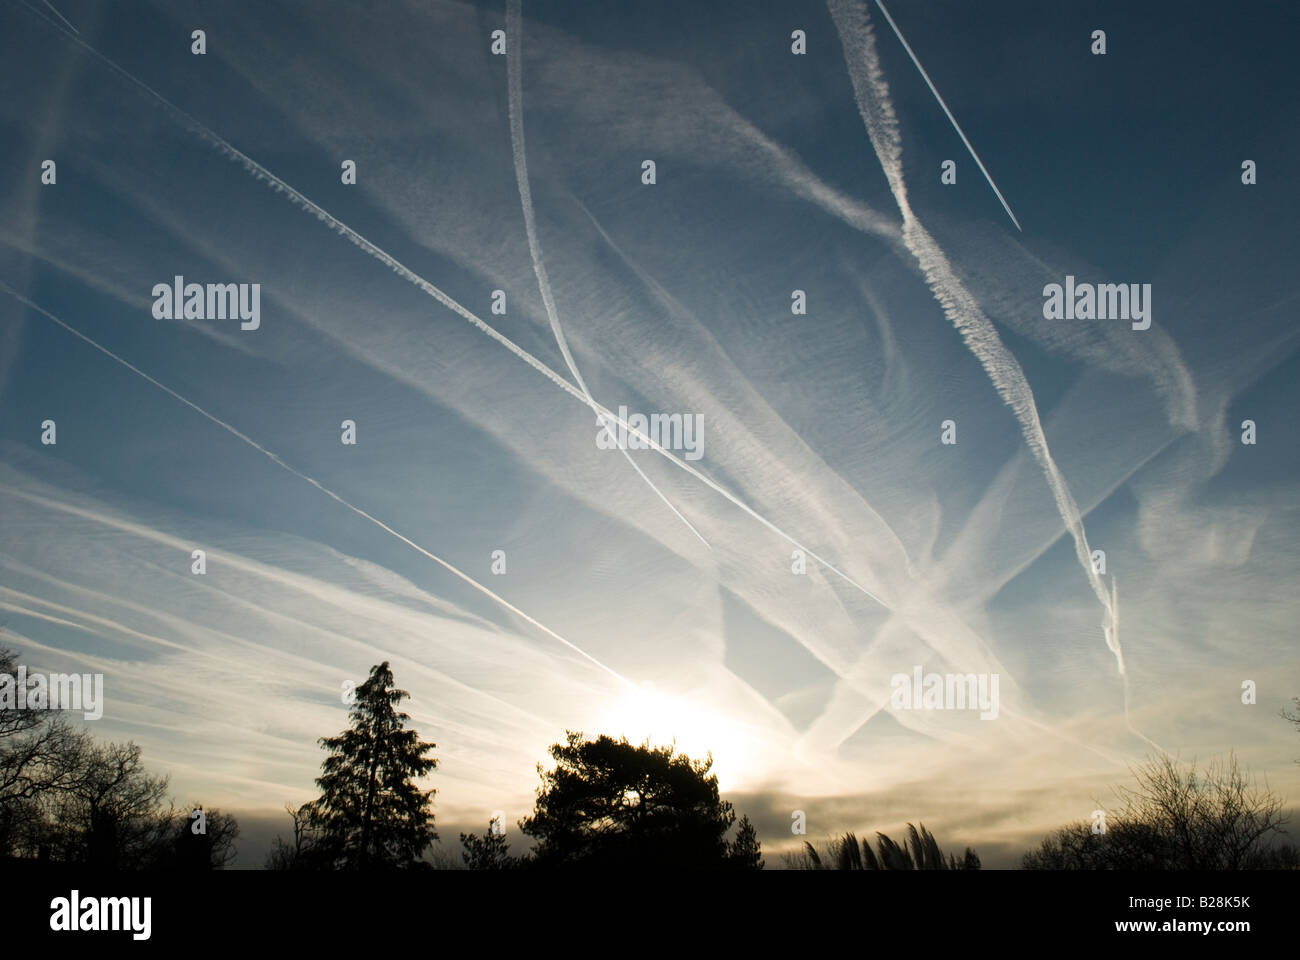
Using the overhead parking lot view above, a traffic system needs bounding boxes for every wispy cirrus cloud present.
[0,0,1296,865]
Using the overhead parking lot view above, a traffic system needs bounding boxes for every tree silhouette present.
[50,740,171,868]
[728,814,764,870]
[1,641,240,870]
[0,645,93,856]
[460,816,515,869]
[305,661,438,869]
[164,804,239,870]
[265,802,332,870]
[1285,696,1300,763]
[519,731,762,869]
[1023,753,1289,869]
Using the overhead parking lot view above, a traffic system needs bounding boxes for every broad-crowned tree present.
[520,731,760,869]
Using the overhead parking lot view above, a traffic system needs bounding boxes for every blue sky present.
[1,0,1297,866]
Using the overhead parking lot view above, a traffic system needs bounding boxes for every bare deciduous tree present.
[1,646,93,857]
[265,802,326,870]
[1284,697,1300,763]
[45,740,172,868]
[1024,753,1290,869]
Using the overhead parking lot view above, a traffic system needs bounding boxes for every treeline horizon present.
[3,654,1298,870]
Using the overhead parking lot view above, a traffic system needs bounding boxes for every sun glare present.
[599,683,763,790]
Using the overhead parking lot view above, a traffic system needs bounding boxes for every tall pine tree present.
[307,662,437,869]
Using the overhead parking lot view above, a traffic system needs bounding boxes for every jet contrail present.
[39,0,77,34]
[827,0,1122,677]
[15,1,892,613]
[505,0,709,549]
[0,280,633,688]
[569,192,920,574]
[873,0,1021,232]
[1111,579,1166,754]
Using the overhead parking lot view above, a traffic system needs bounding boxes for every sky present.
[1,0,1297,868]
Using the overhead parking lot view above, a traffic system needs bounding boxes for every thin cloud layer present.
[0,0,1296,861]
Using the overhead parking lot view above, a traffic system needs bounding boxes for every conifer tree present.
[726,814,764,870]
[307,662,437,869]
[460,816,516,869]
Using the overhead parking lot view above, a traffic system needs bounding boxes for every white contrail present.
[827,0,1121,675]
[569,193,918,574]
[505,0,709,549]
[38,0,77,34]
[25,0,77,34]
[1112,579,1166,754]
[872,0,1021,232]
[0,281,634,687]
[16,4,892,612]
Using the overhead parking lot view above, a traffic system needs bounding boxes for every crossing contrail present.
[828,0,1124,681]
[14,0,892,613]
[873,0,1022,232]
[505,0,709,549]
[0,280,634,688]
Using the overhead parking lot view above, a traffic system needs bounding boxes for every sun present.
[598,683,763,790]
